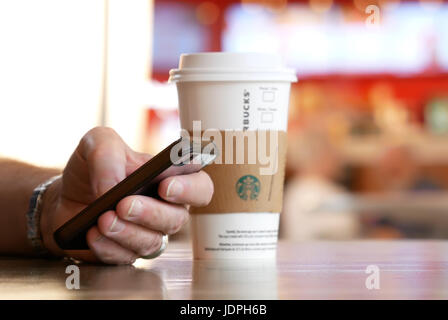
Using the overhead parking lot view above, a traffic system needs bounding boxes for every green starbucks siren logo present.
[236,175,260,200]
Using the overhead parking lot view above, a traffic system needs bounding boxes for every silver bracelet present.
[26,174,62,256]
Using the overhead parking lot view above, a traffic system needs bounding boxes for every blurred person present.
[0,127,214,265]
[281,133,359,241]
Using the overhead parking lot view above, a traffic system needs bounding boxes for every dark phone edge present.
[53,138,182,249]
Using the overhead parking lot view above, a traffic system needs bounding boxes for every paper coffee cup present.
[192,259,278,299]
[169,52,297,259]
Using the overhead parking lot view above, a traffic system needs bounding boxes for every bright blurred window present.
[223,2,448,75]
[152,2,210,71]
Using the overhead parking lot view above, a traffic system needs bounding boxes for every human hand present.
[40,127,214,264]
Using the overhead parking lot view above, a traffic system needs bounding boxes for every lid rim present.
[169,68,296,74]
[169,75,298,83]
[170,52,298,83]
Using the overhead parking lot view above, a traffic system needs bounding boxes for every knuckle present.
[167,210,188,235]
[83,126,101,140]
[137,246,151,257]
[85,226,134,265]
[79,132,95,157]
[120,227,137,248]
[90,126,117,137]
[150,233,163,252]
[81,126,110,145]
[139,234,163,256]
[145,199,162,226]
[79,127,121,159]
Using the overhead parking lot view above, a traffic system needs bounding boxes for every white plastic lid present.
[169,52,297,83]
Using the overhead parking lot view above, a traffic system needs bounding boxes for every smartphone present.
[53,137,217,250]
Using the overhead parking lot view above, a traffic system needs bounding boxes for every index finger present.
[158,171,214,207]
[78,127,128,197]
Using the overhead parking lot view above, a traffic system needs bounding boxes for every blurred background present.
[1,0,448,241]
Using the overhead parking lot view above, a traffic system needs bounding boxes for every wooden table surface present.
[1,240,447,299]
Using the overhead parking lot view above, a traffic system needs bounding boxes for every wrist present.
[40,176,65,257]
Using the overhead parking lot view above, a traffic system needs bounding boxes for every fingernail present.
[95,234,103,242]
[109,216,124,233]
[166,178,183,198]
[127,199,142,218]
